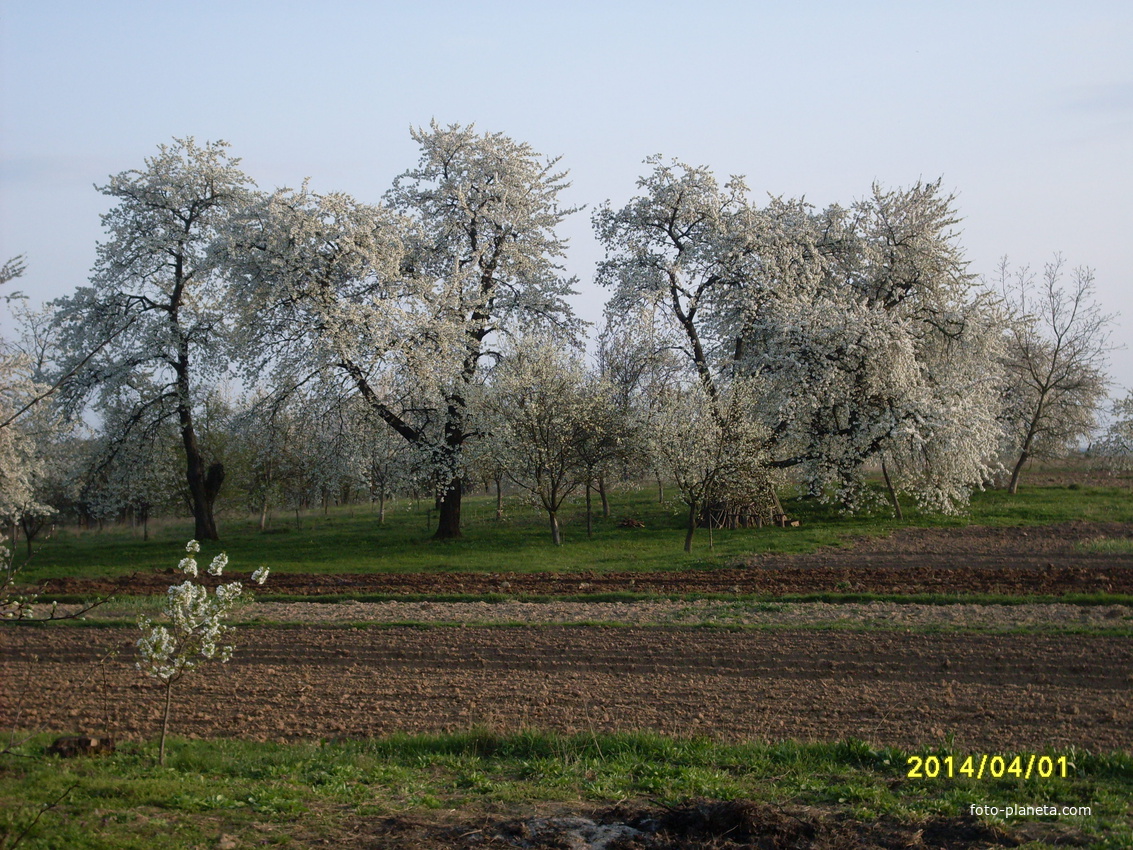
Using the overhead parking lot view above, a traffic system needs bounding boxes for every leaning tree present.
[997,255,1112,494]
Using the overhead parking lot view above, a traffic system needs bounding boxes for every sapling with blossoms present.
[137,540,268,765]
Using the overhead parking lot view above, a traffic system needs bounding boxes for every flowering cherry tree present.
[53,139,255,540]
[137,540,268,764]
[598,161,1004,515]
[650,379,772,552]
[221,123,581,539]
[481,336,592,545]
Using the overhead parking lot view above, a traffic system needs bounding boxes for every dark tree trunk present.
[1009,408,1043,495]
[495,475,504,521]
[548,510,562,546]
[434,478,463,539]
[205,463,225,509]
[598,474,610,517]
[585,482,593,539]
[881,460,903,520]
[21,519,37,560]
[1008,449,1029,495]
[684,501,698,553]
[181,428,218,541]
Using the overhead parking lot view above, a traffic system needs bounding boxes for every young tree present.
[137,540,268,764]
[998,256,1112,493]
[1095,390,1133,472]
[572,373,635,535]
[53,139,255,539]
[650,380,771,552]
[222,123,580,539]
[482,337,589,545]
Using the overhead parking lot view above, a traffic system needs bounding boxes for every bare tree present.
[998,256,1113,494]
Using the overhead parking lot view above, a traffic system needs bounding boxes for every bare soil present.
[39,521,1133,598]
[41,598,1133,630]
[4,625,1130,753]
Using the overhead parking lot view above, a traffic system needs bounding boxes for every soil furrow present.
[3,626,1129,752]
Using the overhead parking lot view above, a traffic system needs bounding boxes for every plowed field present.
[4,625,1130,752]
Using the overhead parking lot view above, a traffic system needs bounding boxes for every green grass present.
[2,731,1128,849]
[1080,538,1133,554]
[16,483,1133,584]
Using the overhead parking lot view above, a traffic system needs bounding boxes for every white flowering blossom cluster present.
[596,160,1008,515]
[136,540,268,685]
[137,540,268,763]
[217,122,582,539]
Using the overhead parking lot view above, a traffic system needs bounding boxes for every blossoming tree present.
[137,540,268,764]
[597,160,1005,515]
[221,123,581,539]
[53,139,255,540]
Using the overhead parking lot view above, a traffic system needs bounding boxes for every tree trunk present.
[179,417,218,541]
[495,475,504,521]
[259,499,269,532]
[598,474,610,517]
[434,478,463,539]
[204,463,225,512]
[378,491,386,525]
[684,501,697,553]
[881,460,903,520]
[159,680,174,766]
[657,474,665,504]
[184,448,218,540]
[585,482,593,539]
[548,510,562,546]
[1008,449,1029,495]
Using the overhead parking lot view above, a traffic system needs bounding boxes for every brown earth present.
[39,521,1133,598]
[4,625,1130,753]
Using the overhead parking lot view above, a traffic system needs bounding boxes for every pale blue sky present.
[2,1,1131,385]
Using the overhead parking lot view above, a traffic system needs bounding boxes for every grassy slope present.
[18,484,1133,582]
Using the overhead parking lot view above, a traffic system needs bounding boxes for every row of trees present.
[0,126,1126,552]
